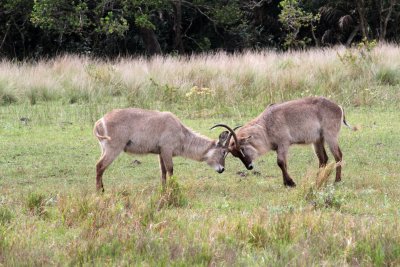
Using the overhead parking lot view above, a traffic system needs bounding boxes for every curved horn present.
[210,123,240,149]
[225,125,242,148]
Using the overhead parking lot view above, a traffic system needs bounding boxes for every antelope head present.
[204,130,231,173]
[211,124,256,171]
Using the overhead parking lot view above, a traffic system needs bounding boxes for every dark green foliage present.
[1,0,399,59]
[279,0,320,48]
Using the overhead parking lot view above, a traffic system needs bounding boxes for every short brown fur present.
[227,97,352,187]
[94,108,229,191]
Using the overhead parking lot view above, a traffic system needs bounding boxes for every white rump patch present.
[101,118,108,137]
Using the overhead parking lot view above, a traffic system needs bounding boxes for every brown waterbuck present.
[94,108,230,192]
[214,97,355,187]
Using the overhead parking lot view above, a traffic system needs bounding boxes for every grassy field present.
[1,45,400,266]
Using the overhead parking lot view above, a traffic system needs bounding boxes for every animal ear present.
[218,131,229,146]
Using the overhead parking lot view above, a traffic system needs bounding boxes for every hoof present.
[96,186,105,193]
[284,180,296,187]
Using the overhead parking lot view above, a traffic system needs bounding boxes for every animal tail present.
[93,119,112,140]
[340,106,358,131]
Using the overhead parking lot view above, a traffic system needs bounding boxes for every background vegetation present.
[1,0,400,59]
[1,45,400,265]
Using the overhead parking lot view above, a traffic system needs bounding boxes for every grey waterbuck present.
[94,108,230,191]
[214,97,355,187]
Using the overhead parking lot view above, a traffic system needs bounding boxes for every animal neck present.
[180,129,215,162]
[243,122,271,155]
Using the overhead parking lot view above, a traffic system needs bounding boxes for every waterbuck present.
[214,97,354,187]
[94,108,230,192]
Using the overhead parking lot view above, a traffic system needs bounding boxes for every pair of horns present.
[210,124,241,148]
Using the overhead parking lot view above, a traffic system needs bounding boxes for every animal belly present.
[123,140,160,154]
[291,130,320,144]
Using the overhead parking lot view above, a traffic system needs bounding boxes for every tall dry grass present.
[1,44,399,116]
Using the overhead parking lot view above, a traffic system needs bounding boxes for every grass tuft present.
[26,192,47,217]
[299,163,345,210]
[248,223,269,248]
[315,162,337,189]
[0,207,13,225]
[157,176,188,210]
[376,66,400,86]
[0,91,18,106]
[139,176,188,227]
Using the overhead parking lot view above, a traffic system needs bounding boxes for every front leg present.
[276,145,296,187]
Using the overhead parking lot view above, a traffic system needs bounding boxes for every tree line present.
[1,0,399,59]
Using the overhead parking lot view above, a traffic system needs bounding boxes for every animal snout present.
[216,166,225,173]
[246,163,254,170]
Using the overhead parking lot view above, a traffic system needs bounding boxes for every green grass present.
[1,100,399,265]
[1,45,399,265]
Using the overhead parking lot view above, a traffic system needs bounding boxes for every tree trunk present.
[172,0,184,53]
[356,0,368,39]
[379,0,396,42]
[139,27,162,56]
[310,21,320,47]
[346,25,361,46]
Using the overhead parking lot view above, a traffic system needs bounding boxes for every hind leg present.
[159,155,167,187]
[160,149,173,188]
[96,143,123,192]
[313,139,328,168]
[326,138,343,182]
